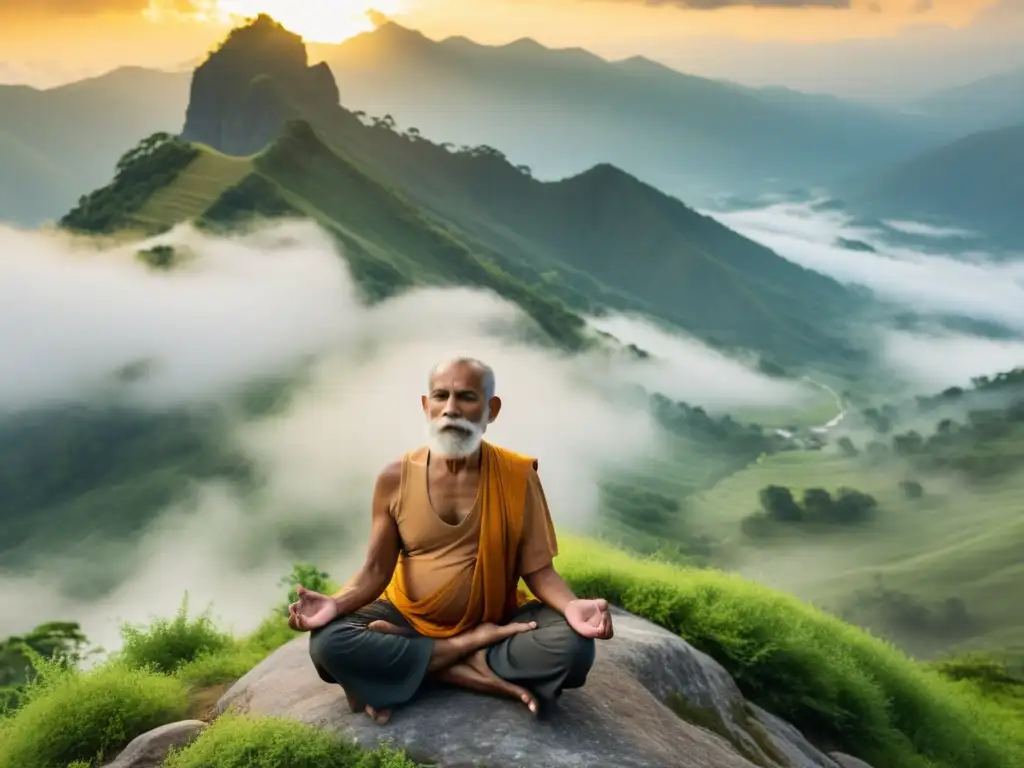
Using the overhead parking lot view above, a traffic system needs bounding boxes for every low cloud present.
[711,201,1024,333]
[880,329,1024,390]
[587,313,812,409]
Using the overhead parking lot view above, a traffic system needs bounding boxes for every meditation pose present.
[287,356,614,724]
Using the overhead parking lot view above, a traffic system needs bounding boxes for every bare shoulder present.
[374,457,404,496]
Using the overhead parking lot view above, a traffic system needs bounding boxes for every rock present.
[181,14,340,156]
[747,705,839,768]
[215,607,870,768]
[829,754,874,768]
[103,720,206,768]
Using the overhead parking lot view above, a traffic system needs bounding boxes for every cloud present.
[710,201,1024,333]
[2,219,737,650]
[880,329,1024,390]
[613,0,850,7]
[587,313,813,409]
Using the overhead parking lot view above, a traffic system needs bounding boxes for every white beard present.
[426,408,488,459]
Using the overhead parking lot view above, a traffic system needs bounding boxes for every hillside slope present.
[318,22,946,200]
[0,67,190,226]
[841,122,1024,245]
[167,15,867,369]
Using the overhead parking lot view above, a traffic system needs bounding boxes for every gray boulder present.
[103,720,206,768]
[214,607,872,768]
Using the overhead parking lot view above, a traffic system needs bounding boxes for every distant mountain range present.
[316,23,950,202]
[62,14,867,374]
[838,121,1024,247]
[0,67,189,226]
[913,65,1024,136]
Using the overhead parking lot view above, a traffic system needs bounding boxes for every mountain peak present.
[180,15,339,156]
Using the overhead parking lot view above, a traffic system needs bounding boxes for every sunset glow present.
[147,0,409,43]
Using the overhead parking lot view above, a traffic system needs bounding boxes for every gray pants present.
[308,600,596,712]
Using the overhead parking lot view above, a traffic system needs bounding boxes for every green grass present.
[2,543,1020,768]
[0,660,189,768]
[163,714,420,768]
[132,148,251,229]
[686,448,1024,656]
[556,538,1023,768]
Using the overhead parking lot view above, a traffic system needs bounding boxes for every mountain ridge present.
[839,121,1024,246]
[64,13,868,372]
[321,20,949,201]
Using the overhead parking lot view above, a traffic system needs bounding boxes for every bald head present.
[427,356,496,401]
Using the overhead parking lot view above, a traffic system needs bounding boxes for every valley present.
[1,8,1023,768]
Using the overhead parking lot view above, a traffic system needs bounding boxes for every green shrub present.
[556,537,1022,768]
[0,661,188,768]
[119,595,233,675]
[163,714,420,768]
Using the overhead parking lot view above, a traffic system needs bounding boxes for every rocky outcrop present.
[102,720,206,768]
[180,14,340,156]
[210,607,873,768]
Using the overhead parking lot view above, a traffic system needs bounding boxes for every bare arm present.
[330,460,403,615]
[523,564,577,615]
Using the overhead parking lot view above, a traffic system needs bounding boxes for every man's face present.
[422,362,499,458]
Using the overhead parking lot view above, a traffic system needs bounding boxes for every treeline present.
[841,577,984,649]
[61,132,200,234]
[0,622,93,712]
[742,484,877,537]
[841,366,1024,481]
[651,393,779,464]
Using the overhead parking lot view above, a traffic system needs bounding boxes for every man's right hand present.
[288,585,340,631]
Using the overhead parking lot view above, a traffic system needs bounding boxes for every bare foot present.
[455,621,538,652]
[439,648,539,717]
[365,704,393,725]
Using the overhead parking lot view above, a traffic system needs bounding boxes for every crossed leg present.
[308,600,596,723]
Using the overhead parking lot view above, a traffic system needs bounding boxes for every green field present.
[684,446,1024,657]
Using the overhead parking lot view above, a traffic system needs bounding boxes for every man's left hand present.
[565,598,614,640]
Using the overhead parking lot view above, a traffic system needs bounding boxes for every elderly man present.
[287,356,613,724]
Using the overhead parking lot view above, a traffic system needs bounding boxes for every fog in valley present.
[712,201,1024,391]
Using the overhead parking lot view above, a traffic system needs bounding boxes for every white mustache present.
[432,416,479,433]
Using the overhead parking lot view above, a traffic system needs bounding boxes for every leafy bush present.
[163,713,420,768]
[0,660,188,768]
[119,595,233,675]
[555,537,1021,768]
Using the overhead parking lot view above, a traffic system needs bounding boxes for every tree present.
[802,488,834,520]
[831,487,877,524]
[758,485,802,522]
[899,479,924,499]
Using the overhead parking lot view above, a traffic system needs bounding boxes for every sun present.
[208,0,408,43]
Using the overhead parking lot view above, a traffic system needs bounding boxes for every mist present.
[0,218,793,651]
[707,201,1024,389]
[586,313,813,410]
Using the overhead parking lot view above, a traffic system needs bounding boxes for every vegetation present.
[686,367,1024,658]
[60,132,200,234]
[742,483,878,536]
[1,546,1020,768]
[0,402,254,567]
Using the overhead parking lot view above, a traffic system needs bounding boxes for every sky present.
[0,0,1021,99]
